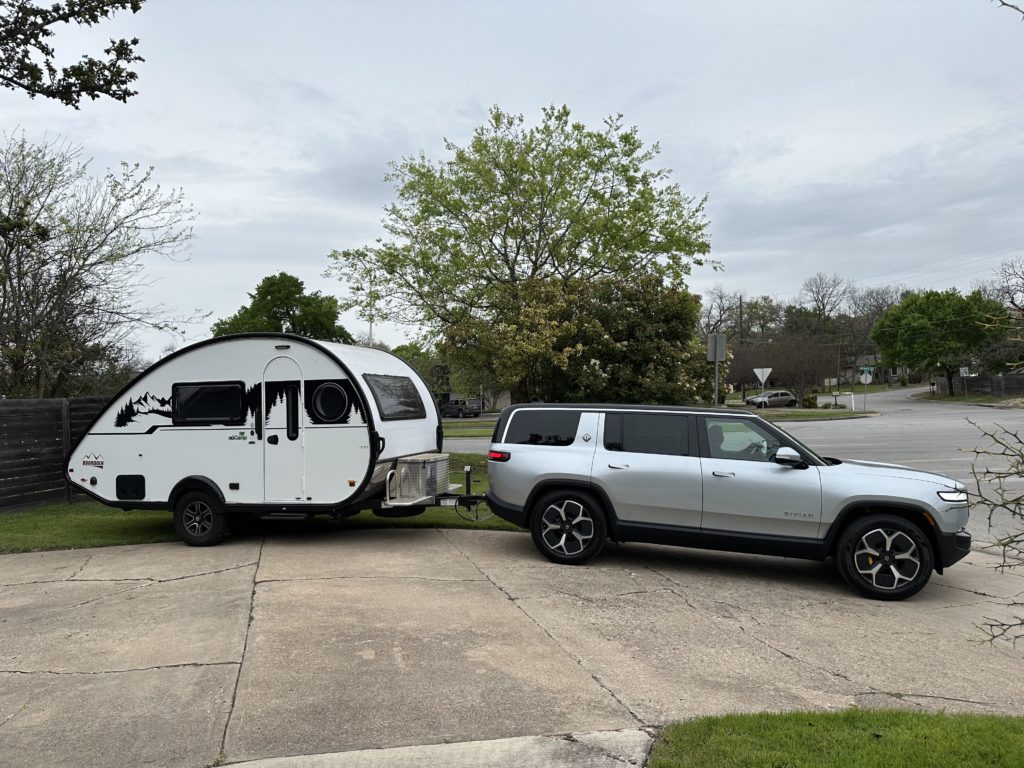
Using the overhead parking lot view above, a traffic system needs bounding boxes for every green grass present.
[0,453,515,554]
[443,419,497,438]
[649,709,1024,768]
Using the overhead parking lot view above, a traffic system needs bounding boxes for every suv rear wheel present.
[530,489,607,565]
[836,514,934,600]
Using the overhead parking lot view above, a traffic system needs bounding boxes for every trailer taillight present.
[487,450,510,462]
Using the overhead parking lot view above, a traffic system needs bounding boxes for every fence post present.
[62,398,71,504]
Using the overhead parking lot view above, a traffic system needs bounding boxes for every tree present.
[698,284,741,340]
[994,1,1024,21]
[391,341,449,396]
[211,272,354,343]
[801,272,850,335]
[0,0,145,107]
[440,274,709,403]
[0,133,193,398]
[328,104,711,396]
[871,289,1010,394]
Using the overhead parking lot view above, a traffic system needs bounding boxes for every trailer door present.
[263,356,305,501]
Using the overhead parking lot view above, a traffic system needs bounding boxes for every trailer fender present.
[169,476,225,509]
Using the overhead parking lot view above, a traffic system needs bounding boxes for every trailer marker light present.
[488,450,511,462]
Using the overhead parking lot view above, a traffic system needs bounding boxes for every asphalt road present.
[445,388,1024,546]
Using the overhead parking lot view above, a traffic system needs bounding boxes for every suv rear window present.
[604,412,689,456]
[504,409,581,446]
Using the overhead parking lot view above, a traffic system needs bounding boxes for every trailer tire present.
[174,490,228,546]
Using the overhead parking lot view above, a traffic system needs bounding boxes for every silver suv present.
[485,404,972,600]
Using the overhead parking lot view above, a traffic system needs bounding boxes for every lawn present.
[0,452,514,554]
[649,709,1024,768]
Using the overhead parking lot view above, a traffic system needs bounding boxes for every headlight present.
[938,490,968,503]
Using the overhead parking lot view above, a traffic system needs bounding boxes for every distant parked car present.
[745,390,798,408]
[441,398,482,418]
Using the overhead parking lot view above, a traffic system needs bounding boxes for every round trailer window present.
[312,382,348,422]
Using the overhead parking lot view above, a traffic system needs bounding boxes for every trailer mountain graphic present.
[114,380,366,434]
[114,392,173,427]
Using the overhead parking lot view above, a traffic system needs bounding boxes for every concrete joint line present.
[254,574,486,585]
[0,661,240,676]
[437,530,648,727]
[222,538,264,757]
[561,731,653,766]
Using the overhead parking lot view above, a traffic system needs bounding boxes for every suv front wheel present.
[530,489,607,565]
[836,514,934,600]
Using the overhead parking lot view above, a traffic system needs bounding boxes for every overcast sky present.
[2,0,1022,357]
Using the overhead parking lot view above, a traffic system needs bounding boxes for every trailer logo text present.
[82,454,104,469]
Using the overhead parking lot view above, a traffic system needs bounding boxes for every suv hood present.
[830,458,963,490]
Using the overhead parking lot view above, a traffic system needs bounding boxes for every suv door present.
[590,411,702,529]
[700,415,821,538]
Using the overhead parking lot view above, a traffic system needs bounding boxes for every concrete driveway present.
[2,526,1023,768]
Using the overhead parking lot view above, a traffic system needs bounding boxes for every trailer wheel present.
[174,490,228,546]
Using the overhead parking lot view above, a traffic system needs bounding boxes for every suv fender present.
[523,480,619,536]
[825,502,944,574]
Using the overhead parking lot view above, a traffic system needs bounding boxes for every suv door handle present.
[712,470,735,478]
[608,463,629,469]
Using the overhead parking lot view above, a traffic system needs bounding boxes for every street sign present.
[959,367,969,377]
[753,367,772,385]
[706,333,727,362]
[859,372,872,385]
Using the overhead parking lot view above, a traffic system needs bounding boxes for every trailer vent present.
[391,453,450,503]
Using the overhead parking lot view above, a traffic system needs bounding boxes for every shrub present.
[899,375,908,387]
[801,393,818,408]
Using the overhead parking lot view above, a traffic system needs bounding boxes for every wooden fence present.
[937,374,1024,397]
[0,396,109,510]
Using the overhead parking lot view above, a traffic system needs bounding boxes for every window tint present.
[505,409,581,446]
[363,374,426,421]
[706,418,782,462]
[173,382,245,425]
[605,413,688,456]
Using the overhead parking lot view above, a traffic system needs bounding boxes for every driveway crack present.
[221,538,263,757]
[438,530,647,727]
[0,661,239,676]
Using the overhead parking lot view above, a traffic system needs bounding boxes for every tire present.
[788,399,798,407]
[173,490,228,546]
[758,401,767,409]
[529,489,607,565]
[835,514,933,600]
[457,409,464,418]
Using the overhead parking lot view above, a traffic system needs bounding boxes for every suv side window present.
[505,409,581,446]
[605,412,689,456]
[705,417,782,462]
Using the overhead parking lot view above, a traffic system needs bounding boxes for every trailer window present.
[286,384,300,440]
[363,374,426,421]
[173,382,245,425]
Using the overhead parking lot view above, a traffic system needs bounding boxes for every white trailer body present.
[65,334,443,543]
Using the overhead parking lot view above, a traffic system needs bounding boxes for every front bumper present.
[936,528,972,569]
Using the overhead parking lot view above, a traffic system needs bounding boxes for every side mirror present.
[774,447,805,467]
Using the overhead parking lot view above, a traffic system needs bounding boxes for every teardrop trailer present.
[65,333,483,545]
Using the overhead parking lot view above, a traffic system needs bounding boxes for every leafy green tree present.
[871,289,1010,394]
[328,104,711,396]
[0,1,145,107]
[391,341,449,396]
[211,273,354,343]
[440,275,709,403]
[0,133,194,398]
